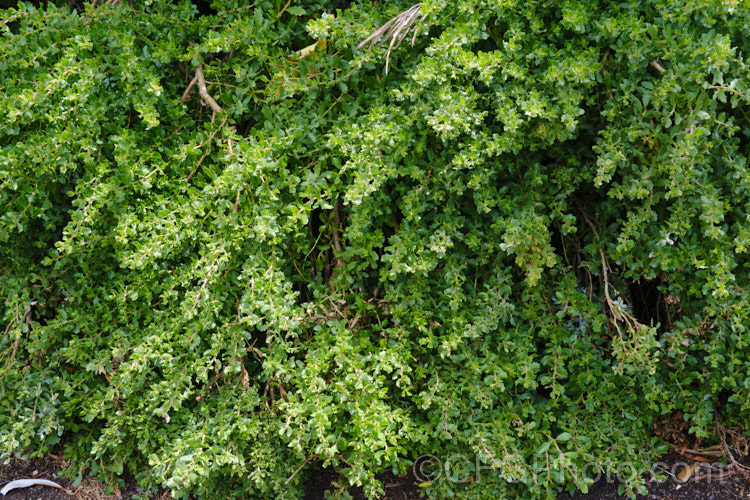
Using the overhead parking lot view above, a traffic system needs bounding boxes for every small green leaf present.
[556,432,573,442]
[537,440,552,454]
[286,6,307,15]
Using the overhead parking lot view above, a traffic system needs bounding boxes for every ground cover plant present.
[2,0,750,498]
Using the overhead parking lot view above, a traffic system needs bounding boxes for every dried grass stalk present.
[357,3,425,75]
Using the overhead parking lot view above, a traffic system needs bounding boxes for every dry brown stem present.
[650,59,666,73]
[715,420,750,480]
[195,65,223,114]
[357,3,425,75]
[181,64,223,116]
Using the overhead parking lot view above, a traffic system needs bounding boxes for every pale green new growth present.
[1,1,750,499]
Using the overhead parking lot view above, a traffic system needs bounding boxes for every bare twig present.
[715,420,750,480]
[650,59,666,73]
[276,0,291,18]
[262,376,273,409]
[331,199,343,269]
[328,199,345,286]
[576,201,601,239]
[239,360,250,389]
[671,444,724,458]
[600,248,642,338]
[181,74,198,104]
[181,64,224,125]
[184,115,228,182]
[286,454,318,484]
[327,296,346,319]
[195,65,223,114]
[575,201,640,336]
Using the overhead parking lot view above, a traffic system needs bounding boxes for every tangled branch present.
[715,419,750,480]
[181,64,223,115]
[357,3,425,75]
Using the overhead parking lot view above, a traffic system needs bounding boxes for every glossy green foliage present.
[1,0,749,498]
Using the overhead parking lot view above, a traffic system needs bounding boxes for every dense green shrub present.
[2,0,750,498]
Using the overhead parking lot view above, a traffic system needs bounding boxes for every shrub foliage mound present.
[2,0,750,498]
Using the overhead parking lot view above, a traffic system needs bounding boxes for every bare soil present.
[559,452,750,500]
[2,452,748,499]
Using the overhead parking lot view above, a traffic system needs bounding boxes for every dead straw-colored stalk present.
[357,3,425,75]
